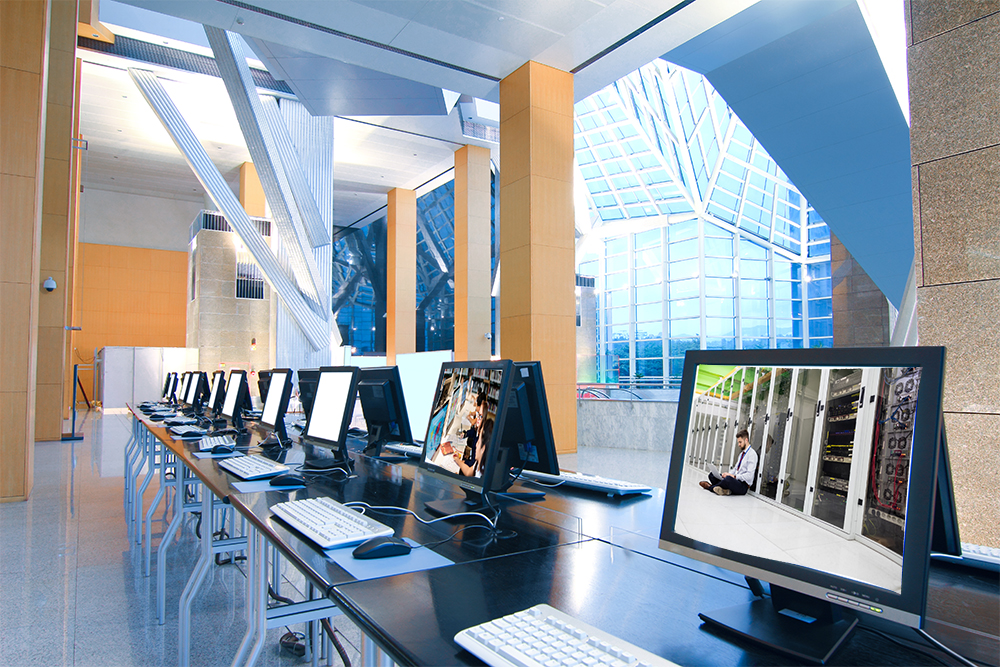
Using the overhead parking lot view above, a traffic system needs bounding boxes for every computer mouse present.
[211,443,236,454]
[269,473,307,487]
[352,536,412,560]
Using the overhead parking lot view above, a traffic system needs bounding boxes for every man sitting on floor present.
[700,429,757,496]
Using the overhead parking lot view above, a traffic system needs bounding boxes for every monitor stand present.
[698,584,857,665]
[424,488,488,517]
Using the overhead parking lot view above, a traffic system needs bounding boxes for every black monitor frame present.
[301,366,360,470]
[503,361,560,478]
[161,373,172,400]
[357,366,413,456]
[188,371,209,412]
[260,368,293,446]
[221,369,251,433]
[178,372,192,406]
[165,372,179,403]
[297,369,320,420]
[419,360,521,516]
[206,370,226,417]
[658,346,949,664]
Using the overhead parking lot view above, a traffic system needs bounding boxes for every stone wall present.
[577,399,678,452]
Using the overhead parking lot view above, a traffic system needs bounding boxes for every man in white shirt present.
[700,429,758,496]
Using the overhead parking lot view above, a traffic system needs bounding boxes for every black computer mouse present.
[211,443,236,454]
[352,536,412,560]
[269,473,307,487]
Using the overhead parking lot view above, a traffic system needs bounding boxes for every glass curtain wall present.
[575,60,833,386]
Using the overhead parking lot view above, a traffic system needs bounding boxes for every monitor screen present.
[659,347,948,659]
[179,372,192,405]
[420,361,510,497]
[304,367,358,447]
[262,369,291,427]
[222,370,247,419]
[185,372,201,405]
[207,371,225,414]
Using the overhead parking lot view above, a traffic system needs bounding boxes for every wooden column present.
[239,161,266,217]
[454,144,492,361]
[63,57,83,421]
[386,188,416,365]
[1,0,50,500]
[499,61,577,454]
[36,0,79,441]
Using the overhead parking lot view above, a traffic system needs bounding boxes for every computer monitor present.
[163,372,179,402]
[206,371,226,417]
[190,372,210,411]
[260,368,293,445]
[297,369,320,420]
[357,366,412,456]
[222,369,251,432]
[502,361,559,478]
[178,372,192,406]
[161,373,172,400]
[301,367,359,469]
[257,369,272,403]
[659,347,951,664]
[420,360,526,516]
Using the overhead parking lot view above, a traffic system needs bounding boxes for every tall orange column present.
[1,0,50,500]
[499,61,577,454]
[386,188,416,365]
[36,0,79,441]
[454,145,492,361]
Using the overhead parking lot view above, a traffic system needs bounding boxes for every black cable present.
[321,618,352,667]
[857,626,954,667]
[268,584,295,606]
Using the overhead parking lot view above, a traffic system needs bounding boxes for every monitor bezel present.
[222,370,248,420]
[417,359,515,498]
[658,346,946,628]
[178,372,192,406]
[301,366,359,453]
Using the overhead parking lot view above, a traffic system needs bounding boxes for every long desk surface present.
[130,406,999,667]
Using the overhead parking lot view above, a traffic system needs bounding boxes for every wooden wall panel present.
[73,243,188,399]
[386,188,416,365]
[454,145,493,361]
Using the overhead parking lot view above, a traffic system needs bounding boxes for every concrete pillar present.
[454,144,492,361]
[499,61,577,454]
[1,0,50,501]
[36,0,79,441]
[908,1,1000,548]
[386,188,416,365]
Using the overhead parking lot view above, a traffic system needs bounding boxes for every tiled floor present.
[0,410,667,667]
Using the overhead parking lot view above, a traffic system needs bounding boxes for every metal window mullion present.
[734,233,743,350]
[660,225,668,379]
[697,217,706,350]
[769,247,777,348]
[628,233,636,384]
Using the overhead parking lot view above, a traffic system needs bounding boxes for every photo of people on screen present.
[699,429,757,496]
[424,368,500,479]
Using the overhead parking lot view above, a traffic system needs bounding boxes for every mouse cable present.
[414,524,495,550]
[343,501,498,530]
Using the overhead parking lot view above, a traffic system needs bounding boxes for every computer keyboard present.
[383,443,423,457]
[164,416,198,426]
[199,434,236,451]
[455,603,677,667]
[518,470,652,497]
[270,497,394,550]
[170,424,207,437]
[933,542,1000,572]
[218,454,289,480]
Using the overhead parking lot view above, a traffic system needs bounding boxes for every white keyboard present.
[199,434,236,451]
[383,443,423,457]
[270,497,394,549]
[519,470,652,497]
[456,604,677,667]
[218,454,289,480]
[170,424,207,438]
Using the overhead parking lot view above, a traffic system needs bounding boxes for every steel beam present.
[129,67,328,350]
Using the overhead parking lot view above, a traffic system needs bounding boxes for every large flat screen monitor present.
[297,369,320,419]
[178,372,192,406]
[260,368,293,445]
[185,371,207,409]
[257,369,272,403]
[302,367,359,469]
[659,347,950,664]
[222,369,251,432]
[419,360,561,516]
[357,366,412,456]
